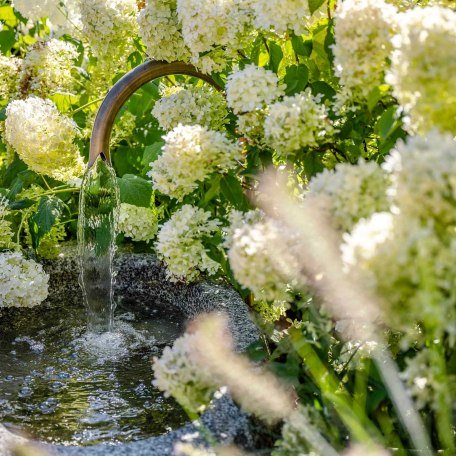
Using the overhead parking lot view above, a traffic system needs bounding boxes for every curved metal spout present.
[88,60,221,169]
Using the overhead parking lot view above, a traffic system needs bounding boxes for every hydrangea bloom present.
[117,203,158,242]
[252,0,310,35]
[308,160,390,232]
[0,252,49,308]
[148,124,242,201]
[25,222,66,260]
[5,97,85,183]
[382,132,456,224]
[137,0,191,62]
[333,0,398,101]
[386,6,456,134]
[0,56,21,104]
[155,205,221,282]
[20,39,78,97]
[226,65,285,114]
[264,90,335,156]
[152,85,227,131]
[153,333,217,412]
[226,211,299,305]
[79,0,138,58]
[0,197,17,251]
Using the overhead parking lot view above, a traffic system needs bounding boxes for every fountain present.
[0,61,258,454]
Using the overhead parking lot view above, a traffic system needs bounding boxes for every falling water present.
[77,156,120,334]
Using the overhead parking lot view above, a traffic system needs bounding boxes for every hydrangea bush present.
[0,0,455,453]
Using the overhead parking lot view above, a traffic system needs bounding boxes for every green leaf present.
[220,174,247,210]
[308,0,326,14]
[310,81,336,102]
[117,174,152,208]
[376,106,398,141]
[367,84,390,112]
[112,145,143,177]
[201,174,221,207]
[291,35,313,57]
[0,29,16,54]
[141,142,163,168]
[0,6,18,27]
[28,196,64,249]
[268,41,283,74]
[49,93,79,113]
[284,64,309,96]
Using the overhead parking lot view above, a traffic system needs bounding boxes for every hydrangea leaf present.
[28,196,64,249]
[117,174,152,208]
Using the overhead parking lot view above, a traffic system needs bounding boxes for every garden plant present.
[0,0,455,454]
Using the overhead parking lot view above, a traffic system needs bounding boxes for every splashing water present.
[77,156,120,333]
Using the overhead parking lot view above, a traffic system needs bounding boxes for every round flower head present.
[252,0,311,35]
[155,205,221,282]
[117,203,159,242]
[152,85,227,131]
[0,56,21,105]
[308,159,390,232]
[137,0,191,62]
[333,0,398,101]
[264,89,335,156]
[386,6,456,134]
[5,97,85,183]
[153,333,217,413]
[20,39,78,97]
[226,64,285,114]
[148,124,242,201]
[0,252,49,308]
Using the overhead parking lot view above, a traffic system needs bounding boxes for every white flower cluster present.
[153,333,216,412]
[308,160,390,232]
[0,56,21,104]
[264,89,335,156]
[252,0,310,35]
[148,124,242,201]
[5,97,85,183]
[0,252,49,308]
[155,205,221,282]
[20,39,78,97]
[226,64,285,114]
[333,0,398,100]
[79,0,138,58]
[152,85,227,131]
[0,197,17,251]
[387,6,456,135]
[137,0,190,63]
[226,211,299,305]
[117,203,158,243]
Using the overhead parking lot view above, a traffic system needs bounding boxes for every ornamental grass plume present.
[5,97,85,183]
[148,124,242,201]
[386,6,456,134]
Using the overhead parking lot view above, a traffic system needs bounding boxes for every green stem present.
[70,97,105,115]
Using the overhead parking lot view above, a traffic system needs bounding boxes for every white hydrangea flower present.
[252,0,310,35]
[0,56,21,104]
[333,0,398,101]
[79,0,138,58]
[0,197,17,251]
[264,89,335,156]
[152,85,227,131]
[308,160,390,233]
[137,0,191,62]
[0,252,49,308]
[382,131,456,224]
[20,39,78,97]
[227,212,300,304]
[117,203,158,242]
[386,6,456,134]
[153,333,217,412]
[5,97,85,183]
[226,64,285,114]
[155,205,221,282]
[147,124,242,201]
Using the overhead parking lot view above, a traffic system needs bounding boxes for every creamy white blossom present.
[152,85,227,131]
[0,197,17,251]
[333,0,398,100]
[20,39,78,97]
[117,203,158,242]
[5,97,85,182]
[137,0,191,62]
[153,333,216,412]
[0,252,49,308]
[0,56,21,104]
[155,205,221,282]
[386,6,456,134]
[148,124,242,201]
[226,64,285,114]
[264,89,335,156]
[308,160,390,232]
